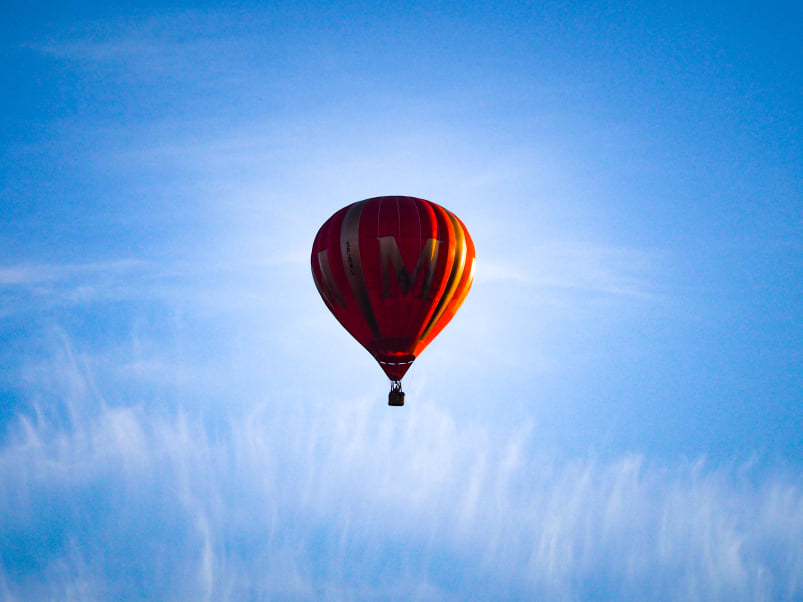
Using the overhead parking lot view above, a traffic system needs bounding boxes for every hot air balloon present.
[311,196,475,406]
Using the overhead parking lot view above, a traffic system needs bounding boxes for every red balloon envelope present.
[311,196,475,398]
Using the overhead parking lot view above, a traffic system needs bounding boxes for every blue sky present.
[1,1,801,599]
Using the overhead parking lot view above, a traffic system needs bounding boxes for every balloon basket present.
[388,381,405,406]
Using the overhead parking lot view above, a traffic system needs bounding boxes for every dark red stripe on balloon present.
[340,201,382,340]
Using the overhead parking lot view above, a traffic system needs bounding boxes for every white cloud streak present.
[477,240,661,303]
[0,335,800,601]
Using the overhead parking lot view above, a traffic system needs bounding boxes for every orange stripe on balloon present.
[417,208,464,344]
[416,211,474,351]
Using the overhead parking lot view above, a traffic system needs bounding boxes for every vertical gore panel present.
[415,211,475,351]
[341,201,381,340]
[418,207,463,342]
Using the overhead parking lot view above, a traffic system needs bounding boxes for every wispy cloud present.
[478,240,661,301]
[0,260,160,318]
[0,335,800,600]
[0,260,146,285]
[28,10,255,70]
